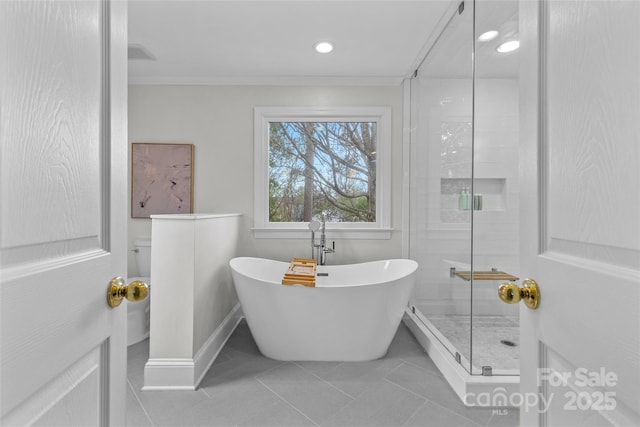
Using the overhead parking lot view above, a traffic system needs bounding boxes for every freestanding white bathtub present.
[229,257,418,361]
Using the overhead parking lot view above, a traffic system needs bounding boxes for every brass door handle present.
[498,278,540,310]
[107,277,149,308]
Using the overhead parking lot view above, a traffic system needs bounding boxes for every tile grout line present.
[252,360,288,378]
[382,362,446,405]
[292,361,358,400]
[399,400,428,427]
[400,356,445,378]
[200,385,212,399]
[127,378,155,427]
[381,378,428,402]
[382,375,485,427]
[254,376,321,427]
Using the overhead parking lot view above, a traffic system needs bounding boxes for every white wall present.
[472,79,520,312]
[128,85,404,275]
[409,78,520,316]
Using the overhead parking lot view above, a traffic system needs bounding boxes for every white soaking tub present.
[229,257,418,361]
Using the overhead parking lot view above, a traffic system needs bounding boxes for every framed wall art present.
[131,143,194,218]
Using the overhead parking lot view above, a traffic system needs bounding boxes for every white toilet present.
[127,238,151,346]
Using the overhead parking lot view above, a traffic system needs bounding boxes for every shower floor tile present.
[127,321,519,426]
[428,315,520,372]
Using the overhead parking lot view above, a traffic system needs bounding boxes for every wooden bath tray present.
[454,271,519,281]
[282,258,317,287]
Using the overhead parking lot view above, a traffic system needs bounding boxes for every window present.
[254,107,391,238]
[269,121,376,223]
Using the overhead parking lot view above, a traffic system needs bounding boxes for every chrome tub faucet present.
[308,217,335,265]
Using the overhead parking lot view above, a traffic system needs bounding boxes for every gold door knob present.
[498,278,540,310]
[107,277,149,308]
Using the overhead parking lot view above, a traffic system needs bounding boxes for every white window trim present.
[253,106,392,239]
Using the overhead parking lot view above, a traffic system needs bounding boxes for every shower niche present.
[405,0,521,404]
[440,178,507,222]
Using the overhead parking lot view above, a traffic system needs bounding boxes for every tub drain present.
[500,339,517,347]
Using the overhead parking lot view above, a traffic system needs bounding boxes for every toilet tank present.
[133,239,152,277]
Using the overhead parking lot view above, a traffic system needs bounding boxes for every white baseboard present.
[403,308,519,407]
[142,303,243,391]
[193,303,243,387]
[142,359,197,391]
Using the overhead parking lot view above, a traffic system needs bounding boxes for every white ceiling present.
[420,0,519,79]
[127,0,456,85]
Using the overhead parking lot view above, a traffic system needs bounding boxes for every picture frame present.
[131,143,194,218]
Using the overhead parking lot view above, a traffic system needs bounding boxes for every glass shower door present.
[409,0,522,382]
[470,0,520,376]
[409,1,475,373]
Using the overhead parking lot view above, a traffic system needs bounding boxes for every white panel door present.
[519,1,640,426]
[1,0,128,425]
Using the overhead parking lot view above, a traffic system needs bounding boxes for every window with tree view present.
[269,121,377,223]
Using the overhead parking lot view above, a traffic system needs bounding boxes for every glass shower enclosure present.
[407,0,521,384]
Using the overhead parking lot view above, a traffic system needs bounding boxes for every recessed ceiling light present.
[496,40,520,53]
[478,30,499,42]
[314,41,334,54]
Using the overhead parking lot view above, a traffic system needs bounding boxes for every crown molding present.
[128,75,404,86]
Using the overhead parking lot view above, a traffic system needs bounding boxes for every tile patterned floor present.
[127,320,519,427]
[428,315,520,371]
